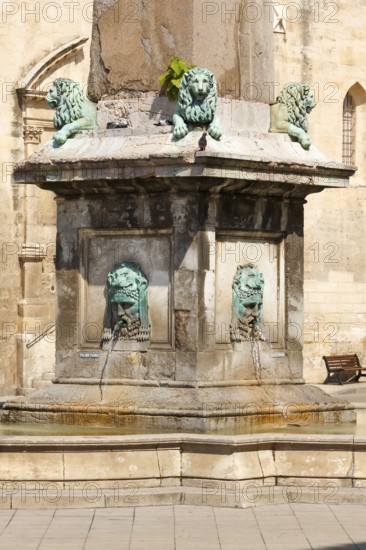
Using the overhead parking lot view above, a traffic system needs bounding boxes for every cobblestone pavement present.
[0,504,366,550]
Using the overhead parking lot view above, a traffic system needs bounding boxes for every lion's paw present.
[299,135,311,150]
[208,122,222,140]
[173,122,188,140]
[53,130,68,145]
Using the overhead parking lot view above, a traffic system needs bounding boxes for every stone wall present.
[0,3,92,393]
[273,0,366,381]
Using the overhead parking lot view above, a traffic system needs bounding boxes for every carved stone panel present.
[79,229,172,349]
[23,125,43,144]
[215,233,284,347]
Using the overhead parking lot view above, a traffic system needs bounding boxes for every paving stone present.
[0,503,366,548]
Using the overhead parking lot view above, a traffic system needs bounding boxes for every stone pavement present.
[318,382,366,408]
[1,504,366,550]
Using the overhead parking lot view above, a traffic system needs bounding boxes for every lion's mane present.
[232,264,264,306]
[49,78,87,129]
[276,83,312,132]
[177,68,218,125]
[107,263,148,300]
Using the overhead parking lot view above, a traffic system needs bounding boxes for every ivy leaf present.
[170,57,183,75]
[158,57,197,101]
[158,71,170,85]
[171,77,182,87]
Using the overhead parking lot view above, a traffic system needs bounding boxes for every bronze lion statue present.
[46,78,98,145]
[173,67,223,141]
[269,83,316,150]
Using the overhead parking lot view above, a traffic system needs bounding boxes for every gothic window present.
[342,92,355,165]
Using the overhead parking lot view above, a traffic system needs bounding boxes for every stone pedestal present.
[54,188,303,386]
[12,99,356,428]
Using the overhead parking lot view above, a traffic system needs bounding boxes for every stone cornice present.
[13,131,355,200]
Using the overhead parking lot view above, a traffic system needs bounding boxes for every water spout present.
[250,339,262,383]
[99,324,120,401]
[247,319,266,383]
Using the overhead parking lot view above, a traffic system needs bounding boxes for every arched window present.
[342,83,366,175]
[342,92,355,165]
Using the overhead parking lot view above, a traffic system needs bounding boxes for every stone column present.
[89,0,275,104]
[238,0,275,103]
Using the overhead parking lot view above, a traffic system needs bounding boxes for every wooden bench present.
[323,354,366,385]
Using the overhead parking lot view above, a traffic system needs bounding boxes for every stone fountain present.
[2,2,365,506]
[9,0,356,432]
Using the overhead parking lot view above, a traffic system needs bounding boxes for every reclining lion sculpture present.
[173,67,223,141]
[46,78,98,145]
[269,83,316,150]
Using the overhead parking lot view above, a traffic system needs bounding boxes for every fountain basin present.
[10,107,358,506]
[1,430,366,509]
[1,383,355,429]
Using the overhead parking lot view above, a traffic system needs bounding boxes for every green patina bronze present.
[230,263,265,343]
[46,78,98,145]
[172,67,223,141]
[269,83,316,150]
[102,263,151,343]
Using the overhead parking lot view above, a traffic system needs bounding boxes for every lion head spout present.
[102,262,151,344]
[230,263,265,343]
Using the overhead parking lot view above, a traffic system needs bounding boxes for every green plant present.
[158,57,196,101]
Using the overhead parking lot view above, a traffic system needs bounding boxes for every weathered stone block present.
[0,453,63,481]
[182,450,263,480]
[89,0,274,103]
[157,449,181,478]
[175,310,196,351]
[174,270,197,311]
[64,450,161,480]
[275,449,353,479]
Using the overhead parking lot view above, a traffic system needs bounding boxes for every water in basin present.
[1,410,365,437]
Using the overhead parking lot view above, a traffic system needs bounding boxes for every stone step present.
[32,379,53,390]
[2,485,366,510]
[0,395,23,404]
[19,388,37,396]
[42,372,55,381]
